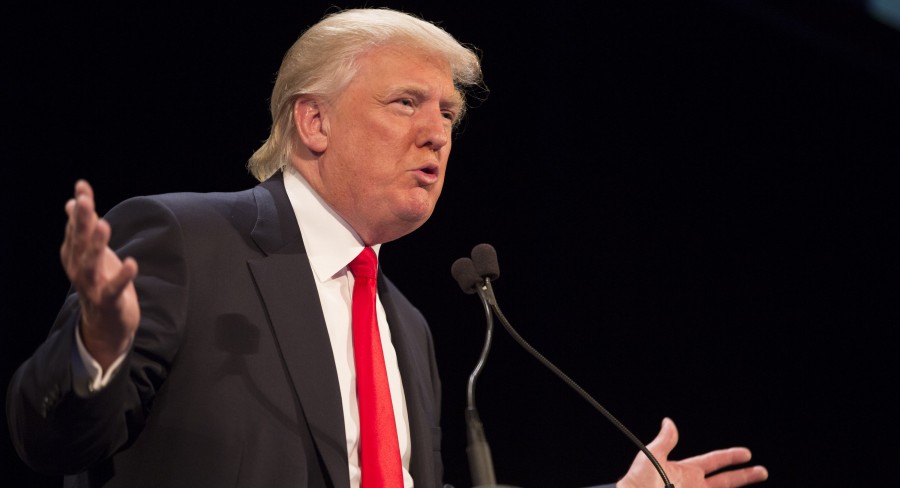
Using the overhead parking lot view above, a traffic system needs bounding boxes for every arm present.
[7,180,188,474]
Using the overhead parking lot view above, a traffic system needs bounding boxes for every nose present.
[416,107,450,150]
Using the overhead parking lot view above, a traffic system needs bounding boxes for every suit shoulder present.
[105,188,255,221]
[101,189,261,249]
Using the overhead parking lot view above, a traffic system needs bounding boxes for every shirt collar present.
[282,166,381,282]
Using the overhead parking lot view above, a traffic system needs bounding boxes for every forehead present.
[350,44,461,103]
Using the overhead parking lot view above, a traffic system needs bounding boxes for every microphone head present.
[470,243,500,281]
[451,257,482,295]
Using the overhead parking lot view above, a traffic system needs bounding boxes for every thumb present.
[646,417,679,461]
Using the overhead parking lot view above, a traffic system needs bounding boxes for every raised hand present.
[617,418,768,488]
[61,180,140,370]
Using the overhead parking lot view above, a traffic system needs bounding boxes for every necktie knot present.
[349,247,378,279]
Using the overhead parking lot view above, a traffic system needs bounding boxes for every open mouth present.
[413,163,440,185]
[418,163,438,176]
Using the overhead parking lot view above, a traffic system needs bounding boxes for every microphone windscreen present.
[471,243,500,280]
[451,257,482,295]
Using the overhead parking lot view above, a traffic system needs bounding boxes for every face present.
[295,44,463,245]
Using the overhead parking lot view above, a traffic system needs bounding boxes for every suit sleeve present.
[6,196,189,475]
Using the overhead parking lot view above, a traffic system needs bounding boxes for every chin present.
[398,210,432,229]
[398,193,436,222]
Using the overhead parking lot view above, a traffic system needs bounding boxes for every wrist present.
[78,316,133,371]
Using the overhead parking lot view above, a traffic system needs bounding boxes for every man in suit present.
[7,7,767,488]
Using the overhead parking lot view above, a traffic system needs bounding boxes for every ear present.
[293,97,328,153]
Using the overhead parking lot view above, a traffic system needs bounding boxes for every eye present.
[397,98,415,108]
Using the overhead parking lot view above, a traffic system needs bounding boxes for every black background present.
[3,1,899,487]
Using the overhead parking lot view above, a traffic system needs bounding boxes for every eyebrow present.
[393,84,464,112]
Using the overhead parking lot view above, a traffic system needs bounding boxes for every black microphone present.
[470,243,499,281]
[454,243,676,488]
[451,257,482,295]
[451,257,508,488]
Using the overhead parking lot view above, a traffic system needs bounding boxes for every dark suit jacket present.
[7,173,444,487]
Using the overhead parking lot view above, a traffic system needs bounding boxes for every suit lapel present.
[379,277,438,488]
[247,176,350,488]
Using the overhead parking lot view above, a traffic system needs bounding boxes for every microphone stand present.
[465,282,498,487]
[466,279,521,488]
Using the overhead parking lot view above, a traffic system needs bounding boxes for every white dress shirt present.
[283,166,413,488]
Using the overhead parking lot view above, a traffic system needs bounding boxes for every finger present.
[61,184,84,262]
[646,417,679,460]
[64,178,93,233]
[678,447,753,475]
[73,190,98,236]
[78,218,113,287]
[105,257,139,300]
[705,465,769,488]
[64,196,77,222]
[61,198,78,266]
[74,179,95,202]
[61,200,95,279]
[68,193,100,273]
[62,180,101,282]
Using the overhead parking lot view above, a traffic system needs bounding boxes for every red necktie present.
[349,247,403,488]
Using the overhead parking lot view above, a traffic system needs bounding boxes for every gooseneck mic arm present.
[451,258,499,487]
[458,243,675,488]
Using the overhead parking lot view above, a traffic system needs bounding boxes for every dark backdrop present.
[4,1,898,487]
